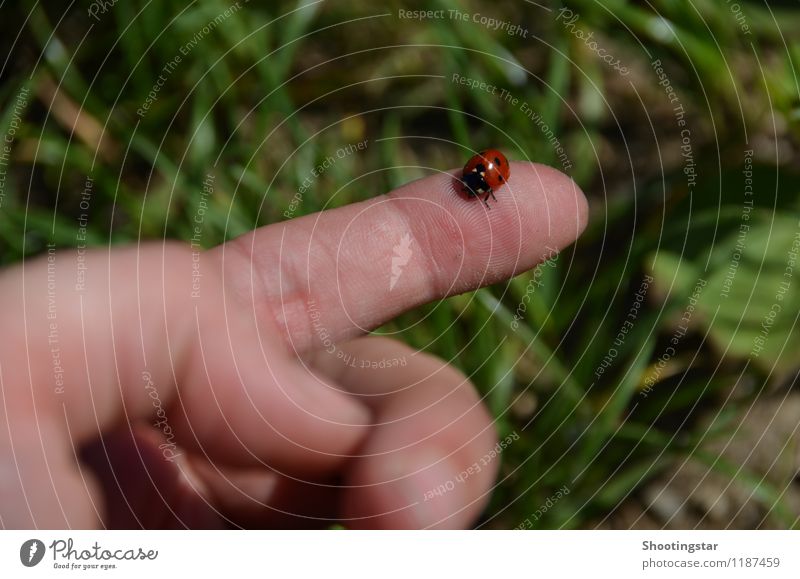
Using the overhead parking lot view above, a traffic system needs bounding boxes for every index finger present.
[212,162,588,353]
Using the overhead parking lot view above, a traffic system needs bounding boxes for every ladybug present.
[461,149,510,208]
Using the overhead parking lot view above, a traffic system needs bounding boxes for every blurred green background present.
[2,0,799,528]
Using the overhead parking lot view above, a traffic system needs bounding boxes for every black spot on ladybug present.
[494,157,501,165]
[498,175,504,182]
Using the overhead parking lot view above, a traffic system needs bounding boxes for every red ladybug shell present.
[461,149,510,207]
[463,149,510,189]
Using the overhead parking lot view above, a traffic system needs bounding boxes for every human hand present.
[0,162,586,529]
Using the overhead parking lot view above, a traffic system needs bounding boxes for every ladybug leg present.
[482,190,493,209]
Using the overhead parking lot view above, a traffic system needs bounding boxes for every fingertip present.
[536,162,589,238]
[325,338,499,529]
[341,447,486,529]
[506,161,589,257]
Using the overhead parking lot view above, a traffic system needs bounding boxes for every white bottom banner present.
[1,531,796,577]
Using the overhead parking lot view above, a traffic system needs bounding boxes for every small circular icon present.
[20,539,46,567]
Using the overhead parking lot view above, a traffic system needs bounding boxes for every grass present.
[2,0,800,529]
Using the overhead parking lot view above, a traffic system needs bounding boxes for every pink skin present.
[0,162,587,529]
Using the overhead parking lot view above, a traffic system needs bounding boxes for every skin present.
[0,162,587,529]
